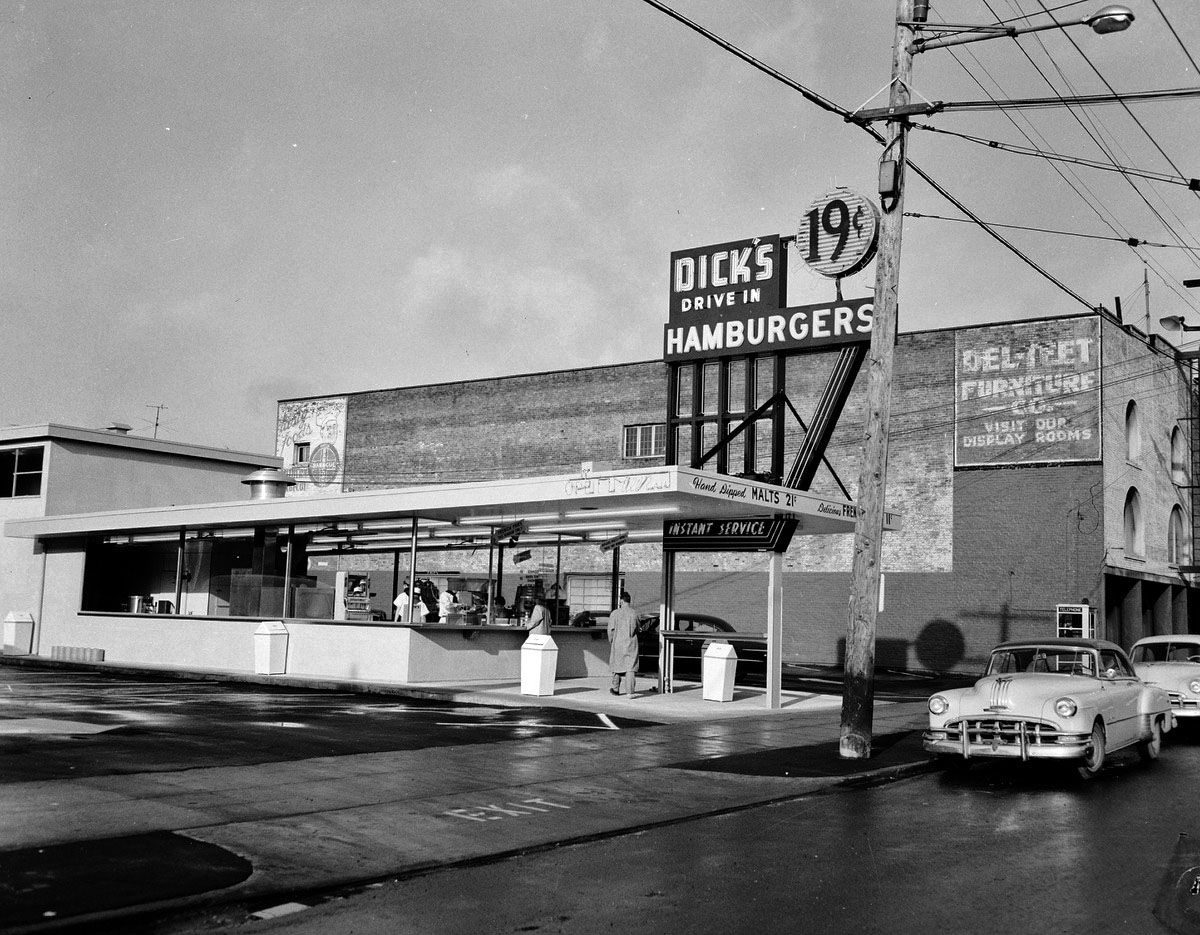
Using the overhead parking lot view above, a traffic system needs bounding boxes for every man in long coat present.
[607,591,639,696]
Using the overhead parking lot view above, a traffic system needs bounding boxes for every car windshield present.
[986,646,1097,677]
[1131,641,1200,663]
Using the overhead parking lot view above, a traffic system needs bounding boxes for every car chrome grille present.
[1167,693,1200,711]
[945,718,1065,748]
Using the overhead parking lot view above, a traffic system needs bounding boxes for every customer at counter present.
[526,595,551,636]
[607,591,638,696]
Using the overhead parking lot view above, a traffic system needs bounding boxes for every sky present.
[3,0,1198,454]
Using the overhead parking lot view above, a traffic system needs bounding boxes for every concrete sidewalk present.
[1,662,937,932]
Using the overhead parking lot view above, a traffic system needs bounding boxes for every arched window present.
[1125,400,1141,463]
[1124,488,1144,557]
[1168,505,1188,566]
[1171,426,1188,485]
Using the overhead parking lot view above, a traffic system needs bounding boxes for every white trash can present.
[521,634,558,696]
[702,642,738,702]
[2,612,34,656]
[254,621,289,675]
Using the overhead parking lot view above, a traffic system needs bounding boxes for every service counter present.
[59,611,612,685]
[389,622,612,683]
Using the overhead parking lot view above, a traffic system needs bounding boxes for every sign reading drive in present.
[955,317,1101,467]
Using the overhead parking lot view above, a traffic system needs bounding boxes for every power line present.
[637,0,1105,313]
[910,122,1200,189]
[904,211,1200,249]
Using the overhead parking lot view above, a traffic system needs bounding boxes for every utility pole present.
[840,0,920,759]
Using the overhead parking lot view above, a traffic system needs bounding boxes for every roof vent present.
[241,467,296,500]
[105,422,133,434]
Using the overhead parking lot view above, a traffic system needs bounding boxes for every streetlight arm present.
[912,5,1133,53]
[914,14,1091,52]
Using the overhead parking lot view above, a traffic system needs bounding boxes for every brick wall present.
[299,315,1196,674]
[342,362,668,489]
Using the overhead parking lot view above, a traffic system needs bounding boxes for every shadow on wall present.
[914,618,966,672]
[837,618,967,674]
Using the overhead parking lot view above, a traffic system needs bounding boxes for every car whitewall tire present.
[1076,723,1106,780]
[1137,717,1163,762]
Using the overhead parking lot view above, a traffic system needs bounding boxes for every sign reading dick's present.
[663,233,873,362]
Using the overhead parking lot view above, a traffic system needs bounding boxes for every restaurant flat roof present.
[4,465,900,547]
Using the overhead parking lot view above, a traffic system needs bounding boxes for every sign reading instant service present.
[662,517,797,552]
[955,317,1101,467]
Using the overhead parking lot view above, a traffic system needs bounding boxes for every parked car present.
[635,612,766,681]
[923,638,1175,779]
[1130,635,1200,721]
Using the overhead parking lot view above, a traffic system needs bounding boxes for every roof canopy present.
[4,465,900,549]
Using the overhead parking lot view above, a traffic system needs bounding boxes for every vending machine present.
[335,572,373,621]
[1055,603,1095,639]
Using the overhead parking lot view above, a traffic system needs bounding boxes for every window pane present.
[0,449,16,498]
[675,365,694,418]
[701,362,719,415]
[623,426,638,458]
[727,359,746,413]
[676,425,693,468]
[755,357,774,407]
[700,422,718,471]
[0,447,42,498]
[651,424,666,456]
[13,473,41,497]
[754,420,774,474]
[726,423,746,474]
[17,446,43,472]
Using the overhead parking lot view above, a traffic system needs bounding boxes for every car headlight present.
[1055,697,1078,718]
[1190,680,1200,695]
[928,695,949,715]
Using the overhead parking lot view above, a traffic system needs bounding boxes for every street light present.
[839,0,1134,761]
[911,5,1134,52]
[1161,316,1200,333]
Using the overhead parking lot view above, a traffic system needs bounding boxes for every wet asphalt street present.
[0,668,652,783]
[219,727,1200,935]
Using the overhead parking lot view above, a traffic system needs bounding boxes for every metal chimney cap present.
[241,468,296,499]
[105,422,133,434]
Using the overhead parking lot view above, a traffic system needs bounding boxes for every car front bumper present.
[923,718,1091,761]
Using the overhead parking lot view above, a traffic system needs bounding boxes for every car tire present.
[1137,717,1163,762]
[1076,722,1106,780]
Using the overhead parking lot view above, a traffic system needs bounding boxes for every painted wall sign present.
[275,396,348,494]
[663,296,873,362]
[955,317,1101,467]
[798,187,880,278]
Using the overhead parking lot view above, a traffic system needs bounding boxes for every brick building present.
[275,311,1198,674]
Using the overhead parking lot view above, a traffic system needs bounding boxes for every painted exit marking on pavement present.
[433,715,622,731]
[445,798,571,821]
